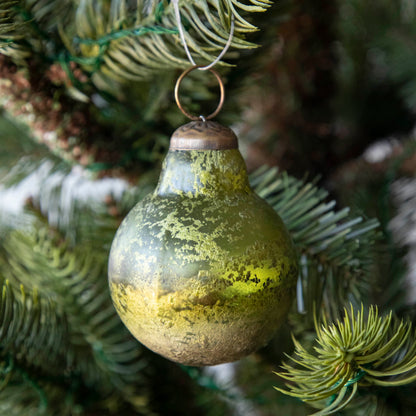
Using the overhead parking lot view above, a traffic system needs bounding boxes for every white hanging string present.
[172,0,235,70]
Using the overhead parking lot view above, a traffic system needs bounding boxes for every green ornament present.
[108,120,298,366]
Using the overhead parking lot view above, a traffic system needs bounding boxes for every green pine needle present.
[1,0,271,81]
[0,1,30,60]
[73,0,270,82]
[0,220,150,413]
[274,305,416,415]
[250,167,380,318]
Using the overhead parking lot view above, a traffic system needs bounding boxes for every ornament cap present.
[170,120,238,150]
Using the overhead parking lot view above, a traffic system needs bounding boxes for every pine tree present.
[1,1,416,415]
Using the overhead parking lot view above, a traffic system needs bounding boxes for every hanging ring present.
[174,65,225,121]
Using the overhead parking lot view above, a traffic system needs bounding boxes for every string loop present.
[172,0,235,70]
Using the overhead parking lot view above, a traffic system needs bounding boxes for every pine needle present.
[274,305,416,415]
[250,167,380,318]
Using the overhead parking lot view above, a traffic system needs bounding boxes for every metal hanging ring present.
[174,65,225,121]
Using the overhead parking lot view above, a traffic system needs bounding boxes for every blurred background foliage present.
[1,0,416,415]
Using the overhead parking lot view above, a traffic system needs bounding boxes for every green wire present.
[327,369,367,405]
[73,26,178,47]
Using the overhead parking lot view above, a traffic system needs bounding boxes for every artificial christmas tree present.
[1,1,416,415]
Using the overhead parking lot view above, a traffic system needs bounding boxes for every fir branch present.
[379,23,416,110]
[2,0,272,81]
[22,0,73,30]
[0,222,149,413]
[0,1,30,61]
[274,305,416,416]
[249,167,380,319]
[0,381,52,416]
[0,278,68,378]
[72,0,270,83]
[0,1,20,35]
[0,280,84,415]
[0,0,73,61]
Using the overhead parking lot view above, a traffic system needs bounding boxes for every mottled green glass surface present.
[109,148,298,366]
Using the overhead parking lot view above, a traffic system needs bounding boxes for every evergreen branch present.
[0,278,68,378]
[22,0,73,30]
[2,0,272,90]
[0,1,69,68]
[0,363,149,416]
[0,1,20,35]
[0,381,53,416]
[274,305,416,416]
[249,167,380,318]
[0,0,73,34]
[0,281,84,415]
[0,1,31,61]
[0,222,149,412]
[72,0,271,82]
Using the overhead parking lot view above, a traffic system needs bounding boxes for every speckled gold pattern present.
[108,143,298,366]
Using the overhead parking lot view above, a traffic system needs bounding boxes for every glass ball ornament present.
[108,120,298,366]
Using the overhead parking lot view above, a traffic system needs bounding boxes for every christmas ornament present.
[108,66,298,366]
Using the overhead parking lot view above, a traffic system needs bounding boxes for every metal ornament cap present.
[170,120,238,150]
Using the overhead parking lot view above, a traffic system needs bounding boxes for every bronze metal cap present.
[170,121,238,150]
